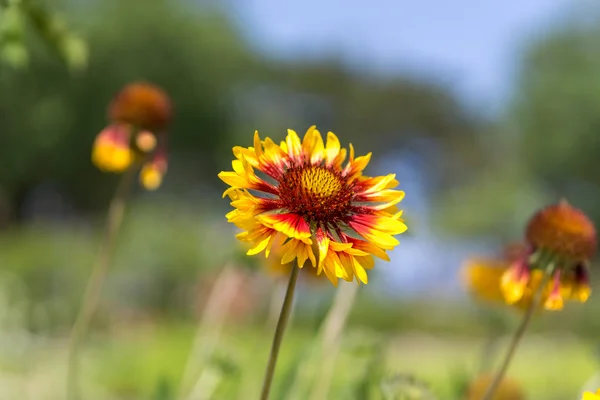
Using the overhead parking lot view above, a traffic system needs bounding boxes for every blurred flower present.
[526,200,596,263]
[463,244,586,311]
[466,374,525,400]
[91,124,134,173]
[501,201,596,311]
[109,82,172,132]
[219,126,406,286]
[463,257,507,304]
[139,149,168,191]
[583,390,600,400]
[91,82,172,190]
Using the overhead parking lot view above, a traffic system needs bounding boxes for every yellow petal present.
[325,131,341,165]
[316,232,330,274]
[286,129,302,159]
[352,257,368,284]
[247,235,272,256]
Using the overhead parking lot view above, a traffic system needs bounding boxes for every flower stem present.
[309,282,359,400]
[480,262,555,400]
[178,264,245,399]
[260,262,300,400]
[66,168,136,400]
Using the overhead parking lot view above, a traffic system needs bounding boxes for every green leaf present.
[57,34,88,71]
[0,39,28,67]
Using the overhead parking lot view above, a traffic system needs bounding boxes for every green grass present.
[0,320,596,399]
[0,323,584,399]
[0,219,598,399]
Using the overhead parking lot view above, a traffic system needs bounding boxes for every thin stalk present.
[480,262,554,400]
[476,311,507,375]
[178,264,244,399]
[260,262,300,400]
[308,282,359,400]
[236,279,294,400]
[477,332,501,375]
[66,167,136,400]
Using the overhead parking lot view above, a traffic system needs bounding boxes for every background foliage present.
[1,1,600,399]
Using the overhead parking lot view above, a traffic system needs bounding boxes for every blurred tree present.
[247,60,486,186]
[0,0,483,225]
[0,0,87,69]
[433,7,600,238]
[0,0,258,221]
[511,16,600,220]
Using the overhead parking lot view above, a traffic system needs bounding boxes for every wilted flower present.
[219,126,406,286]
[91,82,172,190]
[500,201,596,311]
[466,374,525,400]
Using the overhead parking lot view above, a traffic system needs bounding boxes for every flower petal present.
[348,214,407,249]
[302,126,325,163]
[325,131,341,166]
[315,228,330,274]
[259,213,312,242]
[286,129,303,160]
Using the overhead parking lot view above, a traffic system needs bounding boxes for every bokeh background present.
[2,0,600,399]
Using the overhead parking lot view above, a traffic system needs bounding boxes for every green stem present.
[66,168,136,400]
[260,262,300,400]
[178,264,243,399]
[308,282,359,400]
[480,262,555,400]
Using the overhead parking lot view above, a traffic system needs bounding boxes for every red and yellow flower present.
[219,126,406,286]
[499,201,596,310]
[91,82,172,190]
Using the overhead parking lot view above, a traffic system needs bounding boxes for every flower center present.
[300,167,342,197]
[279,164,353,223]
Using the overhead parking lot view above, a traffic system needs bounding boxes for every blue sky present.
[236,0,574,111]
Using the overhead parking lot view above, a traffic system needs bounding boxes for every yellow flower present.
[219,126,407,286]
[583,389,600,400]
[466,374,525,400]
[462,258,506,303]
[92,82,172,190]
